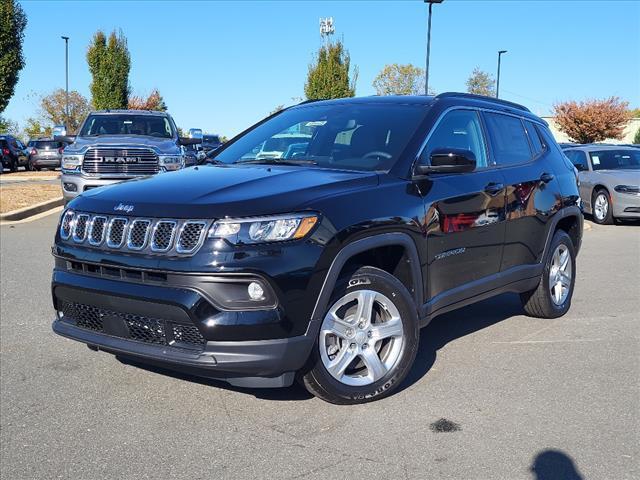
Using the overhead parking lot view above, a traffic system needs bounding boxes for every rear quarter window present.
[483,112,532,166]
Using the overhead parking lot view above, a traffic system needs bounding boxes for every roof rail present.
[435,92,530,112]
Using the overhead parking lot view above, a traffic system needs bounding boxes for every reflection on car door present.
[419,109,507,302]
[482,113,562,270]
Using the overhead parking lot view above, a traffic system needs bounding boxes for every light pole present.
[61,36,69,127]
[496,50,507,98]
[424,0,443,95]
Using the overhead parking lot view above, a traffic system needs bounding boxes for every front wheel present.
[301,266,419,404]
[520,230,576,318]
[592,189,613,225]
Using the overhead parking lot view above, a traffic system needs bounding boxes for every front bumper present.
[51,266,318,387]
[60,173,127,200]
[612,192,640,218]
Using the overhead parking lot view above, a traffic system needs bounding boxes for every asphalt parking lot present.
[1,213,638,480]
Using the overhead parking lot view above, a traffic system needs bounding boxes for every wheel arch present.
[309,233,423,330]
[540,206,584,261]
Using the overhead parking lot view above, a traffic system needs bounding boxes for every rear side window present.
[484,112,532,166]
[565,150,589,171]
[421,109,489,168]
[524,121,544,156]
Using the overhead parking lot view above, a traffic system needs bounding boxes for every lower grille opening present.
[59,301,206,351]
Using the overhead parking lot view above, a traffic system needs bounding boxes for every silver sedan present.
[564,145,640,224]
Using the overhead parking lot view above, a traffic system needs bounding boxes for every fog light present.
[63,182,77,192]
[248,282,264,300]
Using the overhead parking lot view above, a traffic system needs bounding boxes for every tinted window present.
[566,150,589,171]
[214,104,428,172]
[79,114,174,138]
[484,113,532,166]
[524,121,544,156]
[421,109,488,168]
[33,141,62,149]
[589,150,640,171]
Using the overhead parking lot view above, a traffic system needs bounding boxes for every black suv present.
[1,135,28,172]
[51,93,583,404]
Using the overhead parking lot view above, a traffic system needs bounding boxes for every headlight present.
[614,185,640,195]
[209,213,319,244]
[158,155,184,171]
[61,154,83,170]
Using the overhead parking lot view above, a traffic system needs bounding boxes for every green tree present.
[304,41,357,100]
[373,64,425,96]
[128,88,167,111]
[0,0,27,113]
[466,67,495,97]
[633,128,640,144]
[0,115,19,135]
[23,117,52,139]
[40,89,91,133]
[87,30,131,109]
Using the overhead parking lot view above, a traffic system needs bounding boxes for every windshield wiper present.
[204,158,225,165]
[237,158,318,166]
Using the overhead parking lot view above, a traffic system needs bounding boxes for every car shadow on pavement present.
[529,449,584,479]
[398,292,525,394]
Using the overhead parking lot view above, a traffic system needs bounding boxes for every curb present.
[0,197,64,222]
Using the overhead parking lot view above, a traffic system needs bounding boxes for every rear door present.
[420,108,507,300]
[482,112,562,270]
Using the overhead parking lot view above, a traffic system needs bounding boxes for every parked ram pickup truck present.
[51,93,583,404]
[55,110,202,202]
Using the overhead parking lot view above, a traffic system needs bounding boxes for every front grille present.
[177,221,207,253]
[61,210,210,256]
[82,148,159,176]
[107,218,128,248]
[59,300,206,350]
[127,219,151,250]
[89,216,107,245]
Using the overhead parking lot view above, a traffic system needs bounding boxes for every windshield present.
[79,114,175,138]
[212,103,429,172]
[590,150,640,171]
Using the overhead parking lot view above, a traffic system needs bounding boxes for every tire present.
[9,158,17,173]
[27,160,36,172]
[301,266,419,404]
[592,188,613,225]
[520,230,576,318]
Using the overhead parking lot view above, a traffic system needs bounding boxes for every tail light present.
[2,147,9,156]
[31,148,38,155]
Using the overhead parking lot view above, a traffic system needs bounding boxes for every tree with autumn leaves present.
[553,97,630,144]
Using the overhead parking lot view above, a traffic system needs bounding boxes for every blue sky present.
[4,0,640,137]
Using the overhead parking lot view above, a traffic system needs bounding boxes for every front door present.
[418,108,507,301]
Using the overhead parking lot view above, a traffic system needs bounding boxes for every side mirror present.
[180,128,203,145]
[414,148,477,176]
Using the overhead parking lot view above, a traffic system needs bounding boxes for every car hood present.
[70,164,379,218]
[68,135,181,154]
[590,169,640,185]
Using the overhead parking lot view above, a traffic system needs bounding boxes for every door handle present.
[540,172,554,183]
[484,182,504,195]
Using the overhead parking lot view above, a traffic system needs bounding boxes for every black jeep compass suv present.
[52,93,583,404]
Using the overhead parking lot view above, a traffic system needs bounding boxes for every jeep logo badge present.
[114,203,134,213]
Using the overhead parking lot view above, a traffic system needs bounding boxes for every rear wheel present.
[301,266,419,404]
[520,230,576,318]
[592,189,613,225]
[9,158,17,173]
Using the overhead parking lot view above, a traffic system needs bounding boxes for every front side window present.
[589,149,640,171]
[79,114,174,138]
[420,109,488,168]
[213,103,429,172]
[484,112,532,166]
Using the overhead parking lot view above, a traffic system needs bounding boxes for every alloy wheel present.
[319,289,404,387]
[549,244,572,306]
[594,193,608,221]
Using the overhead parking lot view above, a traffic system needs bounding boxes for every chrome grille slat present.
[62,212,210,256]
[88,216,107,245]
[82,148,159,175]
[127,220,151,250]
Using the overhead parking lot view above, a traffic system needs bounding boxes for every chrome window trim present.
[106,217,128,249]
[72,214,90,243]
[127,219,151,251]
[150,220,178,252]
[176,220,209,254]
[88,215,108,246]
